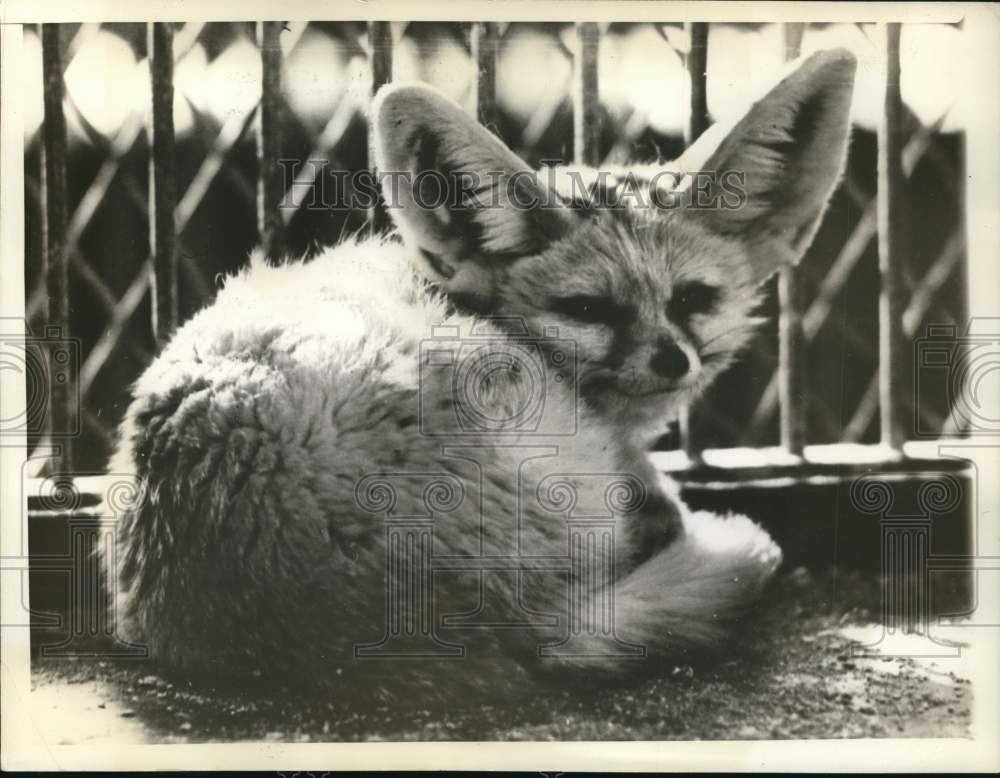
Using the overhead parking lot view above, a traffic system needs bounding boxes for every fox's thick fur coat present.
[105,49,857,701]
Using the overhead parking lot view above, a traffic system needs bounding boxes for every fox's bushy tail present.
[542,511,783,674]
[617,511,782,654]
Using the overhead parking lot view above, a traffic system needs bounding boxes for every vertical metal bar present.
[31,25,54,474]
[573,22,600,165]
[680,21,710,461]
[148,22,178,345]
[368,21,393,234]
[41,24,73,472]
[777,232,807,455]
[684,22,710,145]
[471,22,500,134]
[783,21,805,62]
[877,23,908,449]
[257,21,285,260]
[36,30,50,327]
[778,22,807,456]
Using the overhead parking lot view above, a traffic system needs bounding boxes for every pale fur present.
[105,49,856,701]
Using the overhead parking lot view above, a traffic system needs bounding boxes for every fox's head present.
[373,49,857,425]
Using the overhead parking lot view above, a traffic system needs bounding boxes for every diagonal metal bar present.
[521,74,572,150]
[518,29,573,151]
[921,141,961,203]
[75,222,226,400]
[901,229,965,335]
[802,389,845,443]
[58,22,203,154]
[107,165,214,302]
[28,162,205,391]
[746,107,956,442]
[25,125,144,321]
[899,101,960,203]
[279,91,360,226]
[73,241,219,401]
[175,22,308,231]
[840,377,879,442]
[841,170,870,211]
[26,165,149,325]
[842,226,965,442]
[174,104,261,229]
[28,20,311,467]
[78,259,155,396]
[601,107,650,167]
[22,24,109,148]
[65,23,99,60]
[26,22,209,320]
[64,248,153,366]
[172,21,208,61]
[63,89,118,150]
[70,114,147,244]
[842,349,953,444]
[803,206,880,340]
[59,20,312,398]
[25,184,115,318]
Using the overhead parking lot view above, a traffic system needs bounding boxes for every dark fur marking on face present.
[606,320,639,370]
[551,294,634,328]
[668,281,719,321]
[419,247,455,279]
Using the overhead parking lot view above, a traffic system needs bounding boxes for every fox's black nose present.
[650,339,690,379]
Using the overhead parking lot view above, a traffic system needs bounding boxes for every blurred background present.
[21,21,968,472]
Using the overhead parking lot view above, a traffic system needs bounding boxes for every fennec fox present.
[107,50,856,700]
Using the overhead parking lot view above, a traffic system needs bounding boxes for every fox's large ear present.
[682,48,857,285]
[372,83,576,304]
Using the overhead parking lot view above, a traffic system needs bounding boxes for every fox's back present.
[108,238,636,688]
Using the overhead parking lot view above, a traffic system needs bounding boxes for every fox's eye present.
[669,281,719,319]
[553,295,623,325]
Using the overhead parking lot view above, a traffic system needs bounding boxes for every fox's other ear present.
[684,48,857,285]
[372,83,575,303]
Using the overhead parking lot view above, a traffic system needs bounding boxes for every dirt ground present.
[28,568,973,744]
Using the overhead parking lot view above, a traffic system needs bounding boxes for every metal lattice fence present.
[23,20,967,477]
